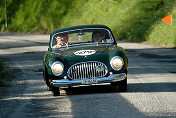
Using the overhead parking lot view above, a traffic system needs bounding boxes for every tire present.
[43,68,52,91]
[52,86,60,96]
[111,78,127,92]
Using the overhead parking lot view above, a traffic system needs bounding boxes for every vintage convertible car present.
[43,25,128,96]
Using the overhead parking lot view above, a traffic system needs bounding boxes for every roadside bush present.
[0,59,13,87]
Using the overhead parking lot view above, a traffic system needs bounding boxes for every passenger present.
[92,32,102,42]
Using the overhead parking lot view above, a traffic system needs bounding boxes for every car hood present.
[51,44,121,66]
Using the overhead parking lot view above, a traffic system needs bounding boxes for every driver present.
[53,34,68,48]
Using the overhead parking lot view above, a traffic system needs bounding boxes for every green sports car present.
[43,25,128,96]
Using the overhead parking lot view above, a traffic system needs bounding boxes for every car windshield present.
[51,29,114,48]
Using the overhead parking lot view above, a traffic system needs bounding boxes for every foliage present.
[0,0,175,47]
[0,59,13,87]
[146,1,176,47]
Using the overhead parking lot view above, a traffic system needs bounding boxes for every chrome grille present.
[67,61,108,80]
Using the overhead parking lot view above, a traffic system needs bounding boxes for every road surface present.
[0,32,176,118]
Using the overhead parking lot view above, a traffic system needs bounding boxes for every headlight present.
[110,56,124,71]
[51,61,64,76]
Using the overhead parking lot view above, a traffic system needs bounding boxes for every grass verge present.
[0,58,14,87]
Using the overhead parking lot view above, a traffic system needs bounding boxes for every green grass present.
[0,0,176,47]
[0,59,5,86]
[146,4,176,47]
[0,58,13,87]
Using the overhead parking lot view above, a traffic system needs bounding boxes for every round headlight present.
[110,56,124,71]
[51,61,64,76]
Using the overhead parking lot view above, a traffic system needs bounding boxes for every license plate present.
[82,79,98,84]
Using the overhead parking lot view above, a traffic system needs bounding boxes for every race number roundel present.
[74,50,96,56]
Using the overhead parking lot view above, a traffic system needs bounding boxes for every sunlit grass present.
[146,5,176,47]
[0,0,176,47]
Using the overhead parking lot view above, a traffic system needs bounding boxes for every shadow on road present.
[128,82,176,93]
[64,85,118,95]
[63,81,176,96]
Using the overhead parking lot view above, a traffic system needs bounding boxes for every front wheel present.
[43,68,52,91]
[52,86,60,96]
[111,78,127,92]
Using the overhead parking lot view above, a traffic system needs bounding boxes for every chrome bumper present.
[51,73,127,87]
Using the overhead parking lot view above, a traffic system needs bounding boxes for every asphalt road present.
[0,32,176,118]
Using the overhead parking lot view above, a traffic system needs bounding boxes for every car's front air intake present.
[67,61,108,80]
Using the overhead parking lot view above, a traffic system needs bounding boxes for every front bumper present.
[51,73,127,87]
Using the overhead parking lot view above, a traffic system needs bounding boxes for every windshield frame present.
[50,28,115,49]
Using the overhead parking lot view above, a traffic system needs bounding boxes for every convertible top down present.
[43,25,128,96]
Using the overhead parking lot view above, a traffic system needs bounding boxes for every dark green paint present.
[43,25,128,79]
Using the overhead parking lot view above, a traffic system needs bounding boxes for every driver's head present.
[56,34,68,44]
